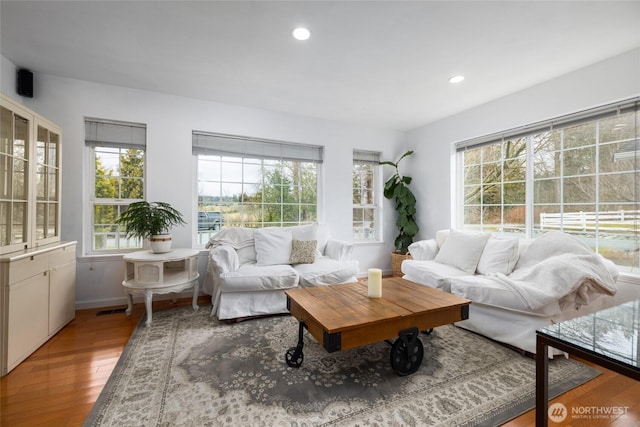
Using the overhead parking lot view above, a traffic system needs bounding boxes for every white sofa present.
[403,229,639,355]
[203,223,359,320]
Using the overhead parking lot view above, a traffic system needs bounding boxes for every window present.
[85,118,146,253]
[457,98,639,272]
[353,150,381,241]
[193,132,322,245]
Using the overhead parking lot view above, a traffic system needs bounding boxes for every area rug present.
[84,306,599,427]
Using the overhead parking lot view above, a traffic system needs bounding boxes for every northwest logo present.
[549,403,568,423]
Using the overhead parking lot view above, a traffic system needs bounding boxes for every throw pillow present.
[408,239,439,261]
[290,239,317,264]
[476,236,520,275]
[434,230,490,274]
[254,228,293,265]
[289,223,318,241]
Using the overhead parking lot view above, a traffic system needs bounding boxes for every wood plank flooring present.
[1,297,638,427]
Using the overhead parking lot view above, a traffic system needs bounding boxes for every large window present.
[193,132,322,245]
[86,118,146,253]
[353,150,381,241]
[458,98,639,272]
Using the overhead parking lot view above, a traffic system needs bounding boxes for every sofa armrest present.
[324,239,354,262]
[408,239,439,260]
[209,245,240,275]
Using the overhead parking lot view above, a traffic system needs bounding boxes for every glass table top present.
[538,300,639,370]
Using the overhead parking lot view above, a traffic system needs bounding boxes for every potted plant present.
[116,201,186,253]
[381,150,419,276]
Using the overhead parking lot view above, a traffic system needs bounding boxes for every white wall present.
[1,54,405,308]
[406,48,640,240]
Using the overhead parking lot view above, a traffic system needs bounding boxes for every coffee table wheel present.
[285,347,304,368]
[390,327,424,376]
[422,328,433,335]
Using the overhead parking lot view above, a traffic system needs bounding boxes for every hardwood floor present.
[1,297,638,427]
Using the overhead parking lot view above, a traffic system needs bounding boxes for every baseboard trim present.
[75,290,202,310]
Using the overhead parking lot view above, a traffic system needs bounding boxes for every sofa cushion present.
[435,229,450,247]
[220,263,299,292]
[254,228,293,265]
[290,239,317,264]
[434,230,490,274]
[401,259,470,292]
[289,223,317,241]
[294,257,359,287]
[476,236,520,275]
[449,275,562,317]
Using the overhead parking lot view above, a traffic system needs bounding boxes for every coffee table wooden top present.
[285,277,471,352]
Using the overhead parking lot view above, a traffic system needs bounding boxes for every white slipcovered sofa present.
[403,229,638,355]
[203,223,359,320]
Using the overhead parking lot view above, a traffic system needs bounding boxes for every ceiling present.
[1,1,639,131]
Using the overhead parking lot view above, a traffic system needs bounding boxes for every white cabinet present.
[0,241,77,376]
[0,94,73,376]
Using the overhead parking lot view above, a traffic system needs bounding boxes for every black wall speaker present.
[17,69,34,98]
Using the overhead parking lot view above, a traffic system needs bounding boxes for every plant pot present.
[391,251,412,277]
[149,234,172,253]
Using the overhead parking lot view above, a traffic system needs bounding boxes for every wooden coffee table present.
[284,277,471,376]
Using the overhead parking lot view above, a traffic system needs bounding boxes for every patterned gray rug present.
[84,306,599,426]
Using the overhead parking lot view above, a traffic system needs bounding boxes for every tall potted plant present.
[116,201,186,253]
[381,151,419,275]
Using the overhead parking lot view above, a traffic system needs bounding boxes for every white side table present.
[122,249,200,326]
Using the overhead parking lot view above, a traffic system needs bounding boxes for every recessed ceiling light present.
[449,75,465,84]
[292,27,311,41]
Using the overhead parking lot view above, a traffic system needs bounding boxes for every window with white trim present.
[193,132,322,245]
[353,150,381,242]
[85,118,146,253]
[457,98,639,272]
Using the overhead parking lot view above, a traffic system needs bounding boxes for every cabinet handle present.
[44,271,47,276]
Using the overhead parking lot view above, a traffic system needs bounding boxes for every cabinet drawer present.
[49,245,76,267]
[8,254,48,284]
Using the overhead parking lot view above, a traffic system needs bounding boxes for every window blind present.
[353,149,381,164]
[192,131,323,163]
[455,97,639,152]
[85,118,146,148]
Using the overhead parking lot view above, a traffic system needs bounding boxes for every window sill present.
[353,240,384,247]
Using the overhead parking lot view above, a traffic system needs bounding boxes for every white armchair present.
[204,224,359,320]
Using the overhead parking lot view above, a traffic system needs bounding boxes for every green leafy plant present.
[381,151,419,254]
[116,201,186,240]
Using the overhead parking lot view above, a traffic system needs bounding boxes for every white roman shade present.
[456,97,639,152]
[353,149,381,164]
[192,131,323,163]
[85,118,147,148]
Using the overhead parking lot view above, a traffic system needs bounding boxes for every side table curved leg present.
[192,280,200,311]
[125,290,134,316]
[144,290,153,327]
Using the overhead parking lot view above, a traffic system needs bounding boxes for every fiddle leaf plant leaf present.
[380,151,419,254]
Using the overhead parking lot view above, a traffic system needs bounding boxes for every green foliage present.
[249,161,317,224]
[381,151,419,254]
[115,201,186,239]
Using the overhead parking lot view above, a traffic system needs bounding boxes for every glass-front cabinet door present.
[35,122,60,245]
[1,94,62,253]
[1,103,31,253]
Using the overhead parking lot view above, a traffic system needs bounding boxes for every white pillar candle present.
[368,268,382,298]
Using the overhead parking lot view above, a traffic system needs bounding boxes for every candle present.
[368,268,382,298]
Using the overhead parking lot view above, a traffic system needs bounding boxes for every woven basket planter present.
[390,252,412,277]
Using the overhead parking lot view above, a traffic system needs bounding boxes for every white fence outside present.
[540,210,640,232]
